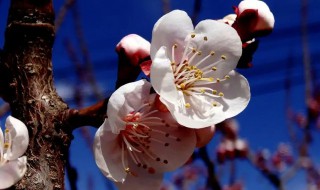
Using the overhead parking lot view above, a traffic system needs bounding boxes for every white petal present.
[0,156,27,189]
[212,70,250,118]
[93,127,127,182]
[150,46,179,103]
[160,96,225,129]
[108,80,152,134]
[192,20,242,78]
[151,10,193,60]
[137,112,196,172]
[115,159,163,190]
[4,116,29,160]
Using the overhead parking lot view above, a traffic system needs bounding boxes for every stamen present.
[172,44,177,64]
[191,33,196,38]
[218,92,224,97]
[185,103,191,108]
[221,55,227,60]
[203,36,208,41]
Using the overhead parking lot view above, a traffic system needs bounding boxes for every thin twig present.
[199,147,222,190]
[247,151,285,190]
[55,0,75,32]
[71,3,104,100]
[162,0,171,14]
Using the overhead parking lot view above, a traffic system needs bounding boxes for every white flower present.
[93,80,196,190]
[0,116,29,189]
[150,10,250,129]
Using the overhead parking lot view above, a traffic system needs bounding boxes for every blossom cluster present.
[93,0,274,189]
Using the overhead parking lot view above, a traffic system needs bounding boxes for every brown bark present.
[0,0,72,189]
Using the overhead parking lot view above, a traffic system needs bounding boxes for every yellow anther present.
[191,33,196,38]
[225,75,230,79]
[180,83,186,89]
[171,62,176,66]
[212,67,217,71]
[204,36,208,41]
[197,51,202,56]
[192,48,196,53]
[221,55,227,60]
[5,128,9,133]
[216,78,220,82]
[218,92,224,97]
[200,89,205,94]
[173,44,178,48]
[185,103,191,108]
[4,142,10,149]
[210,51,215,56]
[212,90,217,95]
[212,102,218,107]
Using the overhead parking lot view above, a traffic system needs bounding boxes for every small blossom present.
[93,80,196,189]
[150,10,250,129]
[0,116,29,189]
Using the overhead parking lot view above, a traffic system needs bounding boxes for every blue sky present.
[1,0,320,189]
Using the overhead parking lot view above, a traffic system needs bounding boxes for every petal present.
[115,159,163,190]
[192,20,242,78]
[195,125,215,148]
[93,126,127,182]
[160,95,226,129]
[141,115,196,173]
[108,80,152,134]
[0,127,4,155]
[150,46,179,103]
[4,116,29,160]
[151,10,193,60]
[0,156,27,189]
[212,70,250,118]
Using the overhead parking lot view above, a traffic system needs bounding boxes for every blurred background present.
[0,0,320,189]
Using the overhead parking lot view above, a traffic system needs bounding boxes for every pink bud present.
[236,0,275,40]
[116,34,150,66]
[115,34,151,88]
[238,0,274,31]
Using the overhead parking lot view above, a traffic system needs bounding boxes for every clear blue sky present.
[1,0,320,189]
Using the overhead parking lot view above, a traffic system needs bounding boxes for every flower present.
[93,80,196,189]
[150,10,250,129]
[0,116,29,189]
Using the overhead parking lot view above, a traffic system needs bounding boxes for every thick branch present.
[0,0,73,189]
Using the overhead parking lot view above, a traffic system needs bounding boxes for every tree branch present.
[63,98,108,129]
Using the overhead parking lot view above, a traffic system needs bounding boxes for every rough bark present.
[0,0,72,189]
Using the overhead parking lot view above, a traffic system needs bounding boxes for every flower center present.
[170,33,231,108]
[120,103,181,176]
